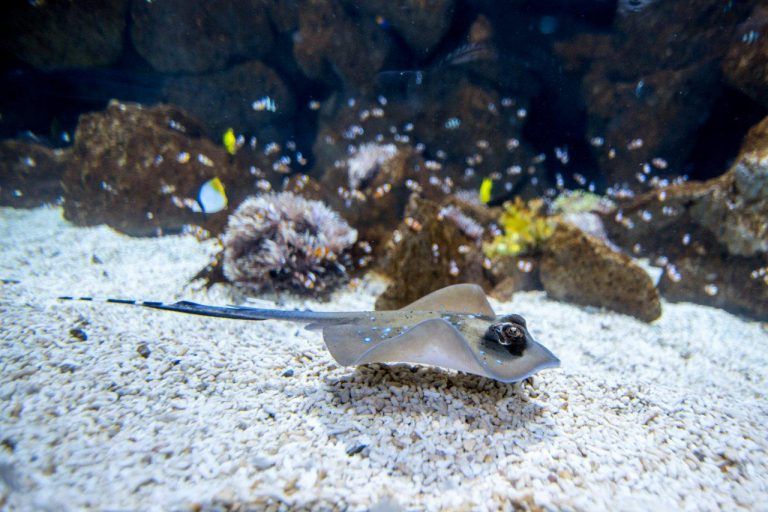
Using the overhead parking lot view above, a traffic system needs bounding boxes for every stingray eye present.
[486,322,527,356]
[501,324,523,343]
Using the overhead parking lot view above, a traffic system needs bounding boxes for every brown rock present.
[600,116,768,320]
[375,196,491,310]
[0,0,128,70]
[62,101,254,236]
[488,256,543,302]
[293,0,390,90]
[346,0,455,58]
[540,222,662,322]
[131,0,273,73]
[723,5,768,108]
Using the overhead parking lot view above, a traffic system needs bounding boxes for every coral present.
[222,192,357,294]
[346,143,398,191]
[438,205,484,241]
[541,222,662,322]
[484,198,554,257]
[551,190,614,215]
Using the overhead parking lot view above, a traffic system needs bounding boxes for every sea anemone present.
[222,192,358,293]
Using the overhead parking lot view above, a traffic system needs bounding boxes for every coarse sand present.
[1,207,767,511]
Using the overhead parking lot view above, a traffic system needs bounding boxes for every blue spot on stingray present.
[363,337,372,343]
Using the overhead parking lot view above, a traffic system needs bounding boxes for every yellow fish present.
[479,177,493,204]
[223,128,237,155]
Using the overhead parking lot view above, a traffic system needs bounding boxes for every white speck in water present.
[666,264,682,282]
[590,136,605,147]
[703,284,718,296]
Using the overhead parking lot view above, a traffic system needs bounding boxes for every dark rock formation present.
[540,222,662,322]
[131,0,273,73]
[723,5,768,109]
[375,195,491,310]
[0,0,128,70]
[62,101,254,236]
[346,0,456,58]
[293,0,391,90]
[312,83,539,201]
[557,0,758,188]
[164,61,295,140]
[601,116,768,320]
[0,140,68,207]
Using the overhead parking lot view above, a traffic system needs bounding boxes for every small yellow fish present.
[197,177,228,214]
[479,177,493,204]
[223,128,237,155]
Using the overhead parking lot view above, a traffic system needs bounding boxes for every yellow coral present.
[484,198,554,257]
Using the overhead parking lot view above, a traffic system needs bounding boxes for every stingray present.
[60,284,560,383]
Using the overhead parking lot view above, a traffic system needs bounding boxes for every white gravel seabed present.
[1,206,767,511]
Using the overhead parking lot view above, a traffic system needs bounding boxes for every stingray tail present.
[57,296,356,324]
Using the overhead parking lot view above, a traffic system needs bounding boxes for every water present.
[0,1,767,509]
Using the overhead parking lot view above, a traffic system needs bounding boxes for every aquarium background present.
[1,1,768,511]
[2,1,767,321]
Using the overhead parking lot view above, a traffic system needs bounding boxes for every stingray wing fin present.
[322,317,560,383]
[398,284,495,317]
[323,318,482,375]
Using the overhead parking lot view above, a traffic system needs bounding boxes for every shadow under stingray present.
[310,363,554,438]
[296,364,558,479]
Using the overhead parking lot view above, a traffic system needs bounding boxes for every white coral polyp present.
[222,192,358,292]
[346,143,397,190]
